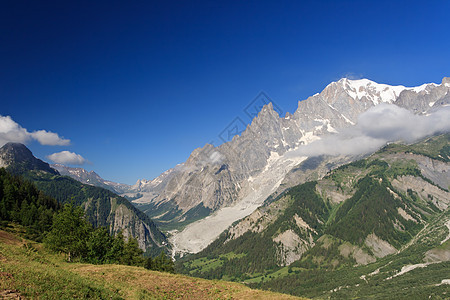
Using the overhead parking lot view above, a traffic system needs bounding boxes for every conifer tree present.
[45,202,91,261]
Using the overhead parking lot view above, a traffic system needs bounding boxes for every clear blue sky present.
[2,0,449,184]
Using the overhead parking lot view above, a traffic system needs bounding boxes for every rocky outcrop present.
[108,200,163,250]
[337,242,376,265]
[0,143,168,255]
[227,194,292,241]
[392,175,450,210]
[273,229,311,266]
[364,234,398,258]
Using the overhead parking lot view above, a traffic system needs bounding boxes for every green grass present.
[324,202,343,226]
[251,210,450,299]
[185,252,247,274]
[243,266,305,284]
[0,237,121,299]
[0,229,303,299]
[179,134,450,299]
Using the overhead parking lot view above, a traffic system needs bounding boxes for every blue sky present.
[1,0,450,184]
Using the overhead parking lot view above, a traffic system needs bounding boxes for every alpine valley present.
[4,77,449,299]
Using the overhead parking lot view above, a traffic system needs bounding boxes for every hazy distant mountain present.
[51,164,130,194]
[0,143,168,255]
[127,77,450,255]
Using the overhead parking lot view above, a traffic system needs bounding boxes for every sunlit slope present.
[0,229,303,299]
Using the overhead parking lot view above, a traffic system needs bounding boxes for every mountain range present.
[117,77,450,255]
[51,163,130,194]
[45,77,450,258]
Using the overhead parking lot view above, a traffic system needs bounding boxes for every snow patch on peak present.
[411,82,438,94]
[330,78,443,105]
[343,78,406,105]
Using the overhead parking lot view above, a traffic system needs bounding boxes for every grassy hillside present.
[0,229,303,299]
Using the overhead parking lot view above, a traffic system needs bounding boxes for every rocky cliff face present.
[127,77,450,254]
[103,197,166,251]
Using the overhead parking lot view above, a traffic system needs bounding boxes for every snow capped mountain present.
[330,78,407,105]
[327,78,443,105]
[125,77,450,255]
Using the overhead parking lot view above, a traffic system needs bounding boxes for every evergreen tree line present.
[0,168,174,273]
[0,168,60,240]
[45,202,174,272]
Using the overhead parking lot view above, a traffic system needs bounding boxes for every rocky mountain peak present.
[1,142,33,159]
[260,102,278,116]
[0,142,58,175]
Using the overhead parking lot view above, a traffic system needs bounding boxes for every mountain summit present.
[0,142,58,175]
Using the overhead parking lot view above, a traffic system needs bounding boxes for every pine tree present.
[44,203,91,261]
[122,236,144,266]
[86,226,113,264]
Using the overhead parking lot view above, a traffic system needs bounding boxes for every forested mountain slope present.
[0,142,168,255]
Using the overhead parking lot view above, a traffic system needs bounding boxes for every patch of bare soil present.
[0,231,22,246]
[0,289,24,299]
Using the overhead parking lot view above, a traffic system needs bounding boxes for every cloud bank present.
[47,151,87,165]
[287,104,450,158]
[0,115,70,147]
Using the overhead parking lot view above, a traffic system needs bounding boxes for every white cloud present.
[0,115,31,145]
[47,151,87,165]
[287,104,450,158]
[31,130,70,146]
[0,115,70,147]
